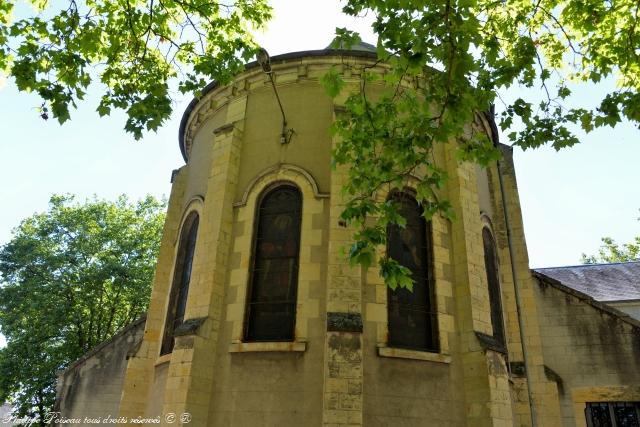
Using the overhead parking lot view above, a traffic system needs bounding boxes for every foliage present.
[0,0,271,138]
[582,213,640,263]
[581,236,640,264]
[3,0,639,288]
[321,0,640,288]
[0,195,165,424]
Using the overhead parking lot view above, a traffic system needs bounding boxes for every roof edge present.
[533,260,640,270]
[177,48,379,162]
[532,270,640,330]
[602,298,640,304]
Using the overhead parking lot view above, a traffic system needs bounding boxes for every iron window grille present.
[586,402,640,427]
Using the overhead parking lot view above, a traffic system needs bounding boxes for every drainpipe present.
[485,106,537,426]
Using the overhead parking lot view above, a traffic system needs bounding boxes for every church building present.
[55,45,640,427]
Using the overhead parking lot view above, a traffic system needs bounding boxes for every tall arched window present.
[245,185,302,342]
[482,227,505,344]
[386,193,438,351]
[160,212,199,355]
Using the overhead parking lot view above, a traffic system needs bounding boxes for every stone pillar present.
[118,169,187,421]
[321,112,364,426]
[443,140,515,426]
[159,96,246,426]
[496,146,562,426]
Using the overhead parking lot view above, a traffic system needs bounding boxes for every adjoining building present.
[530,263,640,426]
[534,262,640,320]
[55,45,640,426]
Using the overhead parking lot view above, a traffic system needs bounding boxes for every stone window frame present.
[572,386,640,427]
[159,197,204,357]
[366,184,454,363]
[385,190,439,352]
[585,402,640,426]
[243,183,303,342]
[227,165,328,353]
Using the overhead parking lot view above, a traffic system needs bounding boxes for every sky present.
[1,0,639,277]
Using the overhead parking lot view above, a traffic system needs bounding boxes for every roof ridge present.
[533,260,640,270]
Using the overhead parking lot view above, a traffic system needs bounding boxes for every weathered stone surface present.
[475,331,507,354]
[55,316,146,422]
[327,312,363,333]
[173,316,208,337]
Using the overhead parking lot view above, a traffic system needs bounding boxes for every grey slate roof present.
[533,261,640,302]
[324,39,377,53]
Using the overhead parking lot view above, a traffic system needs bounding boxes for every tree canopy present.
[0,195,165,424]
[582,236,640,264]
[325,0,639,287]
[0,0,271,138]
[582,213,640,263]
[2,0,638,287]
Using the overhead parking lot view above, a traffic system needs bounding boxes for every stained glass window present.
[587,403,614,427]
[482,227,505,345]
[245,185,302,341]
[161,212,199,355]
[613,403,640,427]
[386,192,438,351]
[586,402,640,427]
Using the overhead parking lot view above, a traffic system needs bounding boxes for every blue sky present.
[1,0,639,273]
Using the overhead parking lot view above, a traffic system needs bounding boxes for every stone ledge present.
[174,316,208,337]
[213,122,237,136]
[377,346,451,363]
[228,341,307,353]
[154,353,172,367]
[474,331,507,354]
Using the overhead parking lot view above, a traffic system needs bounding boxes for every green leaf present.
[349,241,375,269]
[557,86,571,99]
[332,27,362,50]
[320,66,344,98]
[380,258,415,291]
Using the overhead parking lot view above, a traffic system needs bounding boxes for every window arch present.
[160,211,199,355]
[386,192,438,351]
[245,184,302,342]
[482,226,505,344]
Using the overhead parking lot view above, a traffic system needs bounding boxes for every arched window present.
[245,185,302,342]
[160,212,199,355]
[482,227,505,344]
[386,193,438,351]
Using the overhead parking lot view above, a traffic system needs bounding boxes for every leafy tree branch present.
[321,0,639,288]
[582,212,640,263]
[0,0,272,137]
[582,236,640,264]
[3,0,639,289]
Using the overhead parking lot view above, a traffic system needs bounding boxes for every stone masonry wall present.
[534,276,640,427]
[55,316,146,423]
